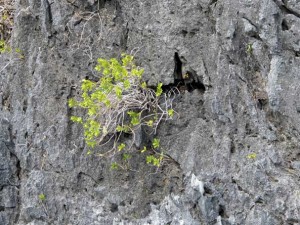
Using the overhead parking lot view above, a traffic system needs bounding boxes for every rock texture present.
[1,0,300,224]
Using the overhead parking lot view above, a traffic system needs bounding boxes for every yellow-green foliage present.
[69,54,177,167]
[0,3,25,59]
[0,39,11,53]
[38,194,46,201]
[0,1,13,51]
[246,43,253,55]
[247,153,257,159]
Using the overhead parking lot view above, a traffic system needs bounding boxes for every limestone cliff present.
[1,0,300,224]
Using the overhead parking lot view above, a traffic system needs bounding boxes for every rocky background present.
[1,0,300,224]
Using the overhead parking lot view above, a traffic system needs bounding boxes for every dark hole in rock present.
[281,19,289,31]
[110,203,118,213]
[23,99,27,112]
[255,197,264,204]
[162,52,206,93]
[203,186,213,195]
[174,52,182,83]
[218,204,228,218]
[63,204,68,211]
[230,144,235,153]
[189,31,196,36]
[257,98,268,110]
[120,201,125,206]
[181,30,188,37]
[183,70,206,92]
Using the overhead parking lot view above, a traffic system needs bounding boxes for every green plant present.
[38,193,46,201]
[246,43,253,55]
[247,153,257,159]
[0,39,11,53]
[146,154,163,167]
[0,1,14,46]
[69,54,178,168]
[0,38,24,59]
[110,162,119,170]
[0,3,25,59]
[0,3,24,59]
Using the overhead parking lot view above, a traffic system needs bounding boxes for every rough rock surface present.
[1,0,300,224]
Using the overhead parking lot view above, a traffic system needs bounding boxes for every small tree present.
[68,54,178,167]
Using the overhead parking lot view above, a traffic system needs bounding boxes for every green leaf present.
[146,120,153,127]
[153,158,160,166]
[83,120,101,143]
[2,14,8,21]
[127,111,140,126]
[246,43,253,54]
[146,155,161,167]
[111,162,119,170]
[141,146,147,153]
[38,194,46,201]
[123,79,131,89]
[116,125,124,132]
[114,85,123,98]
[70,116,83,123]
[152,138,160,149]
[103,99,111,107]
[167,109,174,117]
[155,82,163,97]
[122,153,131,161]
[116,125,131,133]
[86,140,97,148]
[91,90,107,103]
[141,82,147,89]
[118,143,126,151]
[121,54,134,67]
[96,58,110,72]
[131,117,140,126]
[146,155,153,164]
[15,48,22,53]
[127,111,137,117]
[0,39,10,53]
[247,153,257,159]
[137,68,144,77]
[87,150,92,155]
[81,79,96,92]
[131,68,144,78]
[68,98,77,107]
[88,107,97,116]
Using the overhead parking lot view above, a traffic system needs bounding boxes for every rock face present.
[1,0,300,224]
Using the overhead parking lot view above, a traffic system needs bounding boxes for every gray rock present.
[1,0,300,224]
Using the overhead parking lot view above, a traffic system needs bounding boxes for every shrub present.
[0,1,24,59]
[68,54,178,167]
[0,0,14,44]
